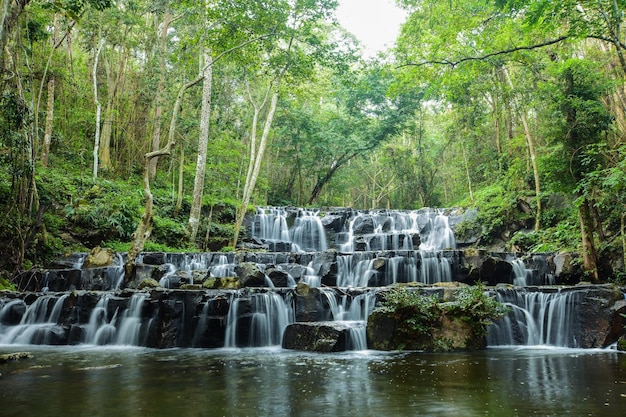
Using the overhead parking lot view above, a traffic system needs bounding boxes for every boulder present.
[576,284,626,348]
[137,278,160,290]
[202,277,242,289]
[366,309,485,351]
[266,268,292,287]
[552,252,584,284]
[83,246,115,268]
[282,321,351,352]
[294,283,329,322]
[235,262,267,287]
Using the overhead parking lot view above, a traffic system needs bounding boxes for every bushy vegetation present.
[377,285,509,344]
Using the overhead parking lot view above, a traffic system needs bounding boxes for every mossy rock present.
[202,277,241,289]
[137,278,160,290]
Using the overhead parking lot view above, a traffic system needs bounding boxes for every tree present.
[541,58,613,281]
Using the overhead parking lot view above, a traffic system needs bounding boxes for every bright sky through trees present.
[337,0,407,57]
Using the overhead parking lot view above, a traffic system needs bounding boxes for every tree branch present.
[398,36,570,68]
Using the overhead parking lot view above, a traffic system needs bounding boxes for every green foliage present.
[445,285,510,337]
[455,184,518,243]
[378,287,441,334]
[377,284,508,339]
[0,277,17,291]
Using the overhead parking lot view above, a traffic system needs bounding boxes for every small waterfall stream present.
[487,288,581,347]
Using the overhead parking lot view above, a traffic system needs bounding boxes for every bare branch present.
[398,36,570,68]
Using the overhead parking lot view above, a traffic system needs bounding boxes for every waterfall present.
[487,288,581,347]
[291,209,328,252]
[115,293,150,345]
[0,294,68,344]
[224,291,294,348]
[1,206,604,351]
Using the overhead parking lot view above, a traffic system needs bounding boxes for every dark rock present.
[552,252,584,284]
[141,252,167,265]
[0,299,27,325]
[576,284,626,348]
[235,262,267,287]
[294,283,329,322]
[282,321,351,352]
[266,268,292,287]
[366,309,484,351]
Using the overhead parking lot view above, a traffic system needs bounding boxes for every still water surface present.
[1,345,625,417]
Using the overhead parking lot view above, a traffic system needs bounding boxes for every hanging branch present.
[398,36,570,68]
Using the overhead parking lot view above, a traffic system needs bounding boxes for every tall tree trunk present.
[100,44,128,171]
[41,74,55,167]
[174,144,184,215]
[149,9,171,178]
[232,91,279,248]
[125,70,205,280]
[92,38,105,182]
[188,49,213,244]
[578,196,599,282]
[504,67,541,231]
[40,15,59,167]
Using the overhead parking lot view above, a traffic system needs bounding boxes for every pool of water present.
[1,345,625,416]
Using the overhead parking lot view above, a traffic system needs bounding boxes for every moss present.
[368,284,509,351]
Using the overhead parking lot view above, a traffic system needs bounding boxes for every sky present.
[336,0,408,58]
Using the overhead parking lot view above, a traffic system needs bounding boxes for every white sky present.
[336,0,407,58]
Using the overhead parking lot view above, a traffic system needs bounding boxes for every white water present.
[0,294,68,344]
[224,292,294,348]
[487,289,581,347]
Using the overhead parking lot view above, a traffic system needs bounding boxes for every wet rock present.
[552,252,584,284]
[464,251,513,285]
[266,268,292,287]
[141,252,167,265]
[0,299,26,324]
[0,352,33,363]
[294,283,329,322]
[366,310,484,351]
[137,278,160,290]
[235,262,267,287]
[576,284,626,348]
[282,321,351,352]
[83,247,115,268]
[202,277,241,289]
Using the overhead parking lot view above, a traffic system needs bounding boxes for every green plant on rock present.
[445,284,510,338]
[378,287,441,334]
[374,284,509,350]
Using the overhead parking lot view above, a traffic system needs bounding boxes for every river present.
[1,345,625,416]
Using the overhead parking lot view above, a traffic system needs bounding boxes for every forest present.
[1,0,625,284]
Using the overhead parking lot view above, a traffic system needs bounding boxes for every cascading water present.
[0,294,68,344]
[224,291,294,348]
[0,206,611,351]
[487,288,581,347]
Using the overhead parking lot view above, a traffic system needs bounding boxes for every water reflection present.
[1,346,625,417]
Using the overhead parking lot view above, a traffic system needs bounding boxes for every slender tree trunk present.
[504,67,541,231]
[125,67,205,279]
[578,196,599,282]
[41,74,55,166]
[175,144,184,215]
[461,140,474,204]
[188,49,213,243]
[41,16,59,167]
[149,10,171,178]
[100,45,128,171]
[232,91,279,248]
[92,38,105,182]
